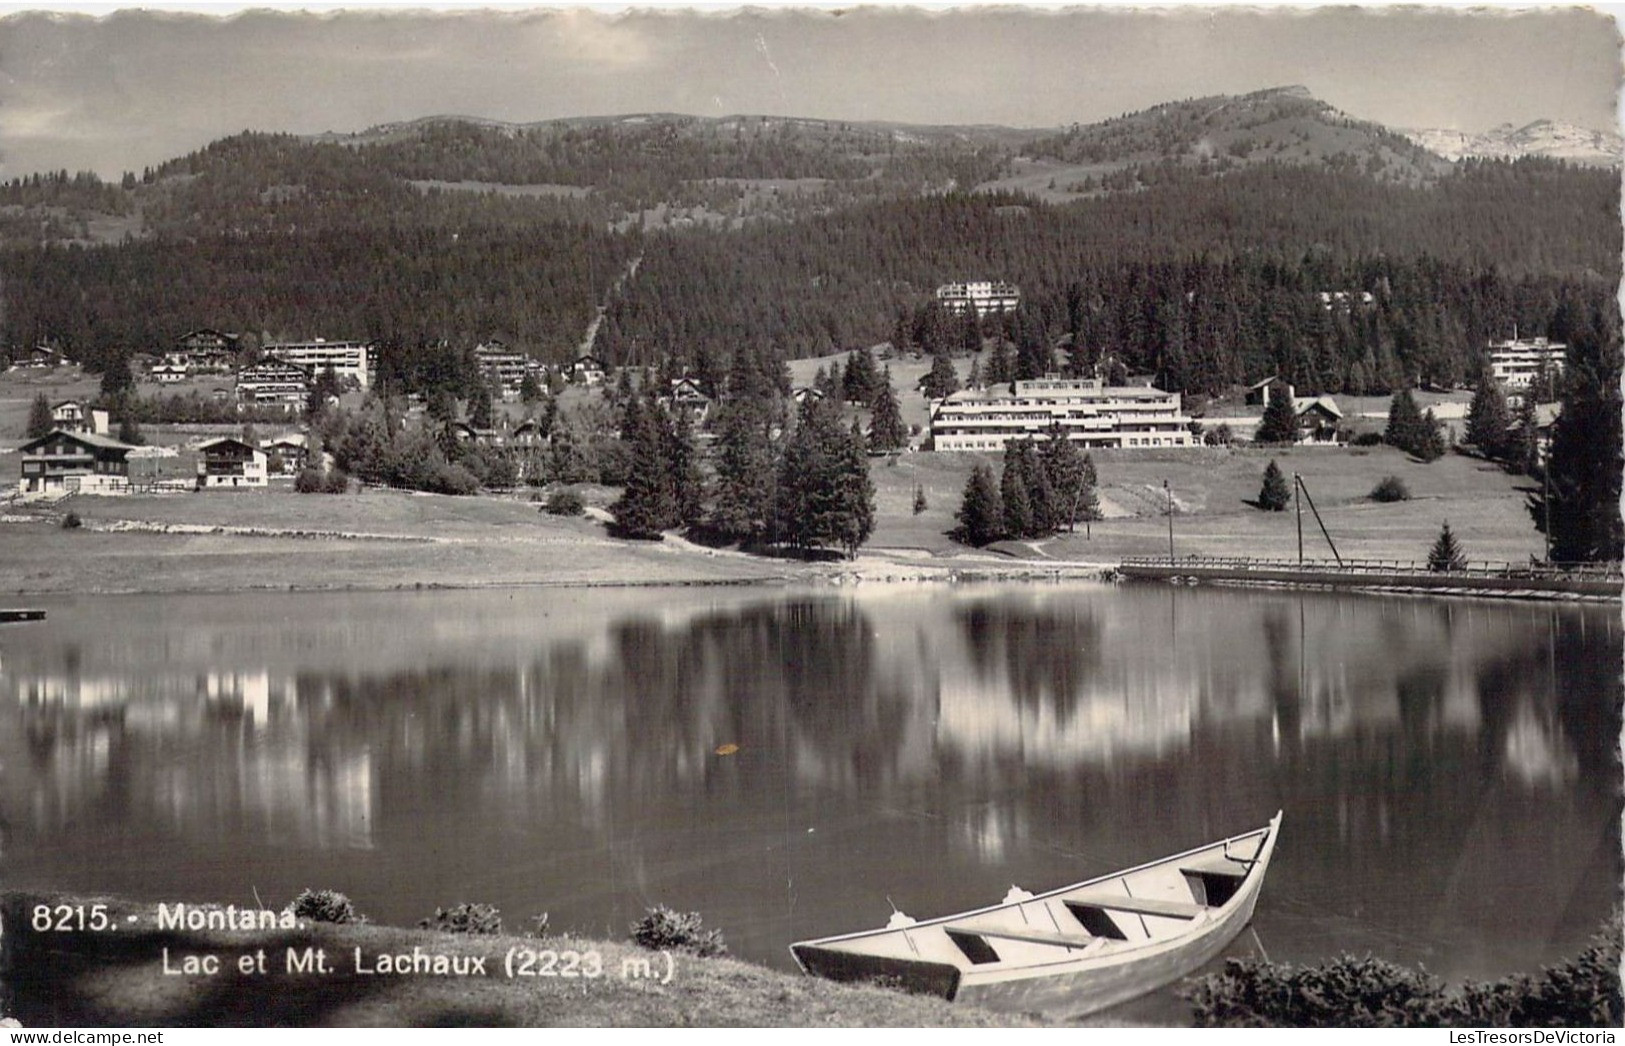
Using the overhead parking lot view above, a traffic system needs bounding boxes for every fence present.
[1119,554,1622,582]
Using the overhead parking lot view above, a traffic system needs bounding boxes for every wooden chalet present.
[50,401,109,436]
[18,431,137,495]
[195,437,268,489]
[174,329,240,371]
[571,353,608,385]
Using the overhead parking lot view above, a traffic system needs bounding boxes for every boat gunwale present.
[790,811,1282,954]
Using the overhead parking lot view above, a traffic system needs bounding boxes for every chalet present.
[236,360,312,410]
[792,385,826,405]
[1244,377,1293,407]
[260,434,310,474]
[195,437,268,489]
[1293,396,1344,441]
[663,376,713,423]
[17,431,137,495]
[173,329,240,372]
[510,419,546,446]
[20,344,67,369]
[152,358,190,383]
[572,354,608,385]
[50,401,109,436]
[449,421,500,445]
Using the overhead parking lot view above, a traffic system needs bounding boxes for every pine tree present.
[1427,520,1467,572]
[1464,372,1511,459]
[1000,445,1033,539]
[922,350,960,400]
[1508,395,1541,476]
[117,413,145,446]
[1040,425,1089,531]
[26,393,53,439]
[1258,459,1291,511]
[842,346,879,405]
[99,355,133,400]
[610,395,677,538]
[1416,408,1445,462]
[1384,387,1425,455]
[867,369,908,452]
[835,419,876,559]
[708,397,777,543]
[469,379,496,431]
[1256,383,1299,445]
[519,371,542,405]
[1528,377,1623,563]
[955,463,1003,546]
[966,354,983,389]
[666,406,705,530]
[308,364,343,421]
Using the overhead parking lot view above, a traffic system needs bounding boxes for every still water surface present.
[2,583,1618,1019]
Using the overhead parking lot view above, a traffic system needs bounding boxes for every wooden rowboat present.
[790,812,1281,1016]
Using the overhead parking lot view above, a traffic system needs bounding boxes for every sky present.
[0,3,1619,180]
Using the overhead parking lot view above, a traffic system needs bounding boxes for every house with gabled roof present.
[17,430,137,495]
[195,437,268,489]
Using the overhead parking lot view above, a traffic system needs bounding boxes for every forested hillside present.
[0,89,1616,397]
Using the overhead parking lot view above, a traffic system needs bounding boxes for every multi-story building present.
[474,341,539,398]
[173,329,240,372]
[928,377,1197,452]
[263,339,372,389]
[236,360,312,410]
[195,437,268,489]
[1488,337,1566,390]
[17,431,137,495]
[935,280,1021,317]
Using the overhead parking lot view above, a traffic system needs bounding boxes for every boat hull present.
[956,875,1263,1016]
[790,813,1280,1018]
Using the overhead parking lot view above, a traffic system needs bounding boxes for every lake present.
[1,582,1618,1021]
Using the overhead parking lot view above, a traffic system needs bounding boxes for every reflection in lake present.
[1,584,1617,1013]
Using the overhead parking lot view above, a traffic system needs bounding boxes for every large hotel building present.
[929,377,1197,452]
[263,339,372,389]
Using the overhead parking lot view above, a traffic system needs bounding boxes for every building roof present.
[1293,395,1343,419]
[195,437,262,453]
[20,430,136,454]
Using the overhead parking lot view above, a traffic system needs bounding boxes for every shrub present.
[1370,476,1411,503]
[1351,432,1384,447]
[630,905,728,958]
[295,467,348,494]
[1187,954,1445,1027]
[544,489,585,516]
[287,888,364,925]
[1203,423,1235,447]
[912,484,928,515]
[423,462,481,496]
[60,512,82,529]
[419,903,502,935]
[1188,913,1622,1028]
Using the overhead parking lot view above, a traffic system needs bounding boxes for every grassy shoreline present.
[0,440,1563,598]
[0,891,1042,1028]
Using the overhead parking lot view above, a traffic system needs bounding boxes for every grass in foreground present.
[1,892,1038,1028]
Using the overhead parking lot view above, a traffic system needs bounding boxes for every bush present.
[287,888,364,925]
[419,903,502,935]
[544,489,586,516]
[1351,432,1384,447]
[295,467,348,494]
[630,905,728,958]
[1187,913,1622,1028]
[423,462,481,496]
[60,512,82,529]
[1370,476,1411,502]
[1203,423,1235,447]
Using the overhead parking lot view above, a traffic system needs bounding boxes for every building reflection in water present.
[0,585,1615,980]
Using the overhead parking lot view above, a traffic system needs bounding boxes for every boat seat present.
[1068,894,1206,919]
[1180,855,1253,879]
[944,924,1103,950]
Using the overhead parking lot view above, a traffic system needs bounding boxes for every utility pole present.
[1164,479,1174,565]
[1294,472,1304,566]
